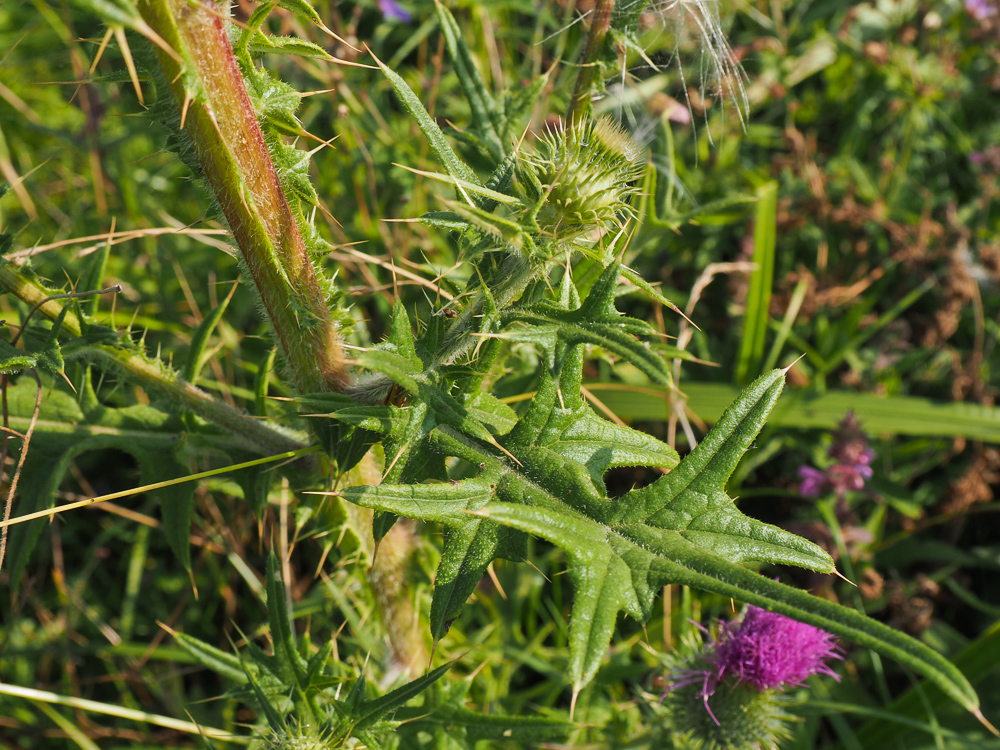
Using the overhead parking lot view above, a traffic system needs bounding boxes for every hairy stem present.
[0,263,305,456]
[371,520,429,678]
[136,0,349,395]
[439,254,538,364]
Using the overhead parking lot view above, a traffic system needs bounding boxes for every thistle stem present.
[136,0,349,395]
[0,263,305,456]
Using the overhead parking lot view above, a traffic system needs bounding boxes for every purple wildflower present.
[798,411,874,499]
[966,0,998,22]
[667,607,841,725]
[711,607,842,691]
[378,0,412,22]
[797,465,828,498]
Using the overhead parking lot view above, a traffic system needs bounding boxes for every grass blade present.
[736,181,777,385]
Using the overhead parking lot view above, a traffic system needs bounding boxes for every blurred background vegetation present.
[0,0,998,746]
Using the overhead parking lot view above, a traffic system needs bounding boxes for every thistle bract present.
[663,683,791,750]
[519,116,643,238]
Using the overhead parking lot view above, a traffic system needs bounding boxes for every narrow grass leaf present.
[736,181,777,385]
[585,382,1000,442]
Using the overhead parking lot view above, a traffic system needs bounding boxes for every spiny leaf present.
[401,166,523,209]
[434,0,503,158]
[475,501,642,689]
[372,51,482,189]
[248,31,332,59]
[265,553,309,687]
[174,632,248,684]
[500,262,671,385]
[0,338,38,374]
[341,363,980,717]
[395,681,570,742]
[351,662,453,730]
[361,309,503,452]
[342,478,496,527]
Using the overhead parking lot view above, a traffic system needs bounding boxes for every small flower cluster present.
[966,0,998,23]
[798,412,874,499]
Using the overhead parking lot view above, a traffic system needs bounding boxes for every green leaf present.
[248,31,332,59]
[464,390,517,436]
[475,501,641,691]
[396,681,570,743]
[360,348,501,451]
[478,151,518,212]
[418,210,470,231]
[619,264,685,319]
[443,199,533,255]
[15,303,72,377]
[341,363,981,717]
[855,617,1000,745]
[501,262,671,385]
[265,553,309,687]
[351,662,453,732]
[584,381,1000,442]
[344,478,495,528]
[147,447,197,574]
[277,0,323,26]
[174,632,248,684]
[0,338,38,374]
[242,655,286,732]
[406,168,523,209]
[736,181,777,385]
[547,408,678,488]
[434,0,503,158]
[372,51,482,188]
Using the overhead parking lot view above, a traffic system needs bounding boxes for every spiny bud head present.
[519,116,643,237]
[662,683,791,750]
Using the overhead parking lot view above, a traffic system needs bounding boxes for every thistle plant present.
[0,0,993,747]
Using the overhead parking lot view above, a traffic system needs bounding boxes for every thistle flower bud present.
[518,116,643,240]
[263,728,332,750]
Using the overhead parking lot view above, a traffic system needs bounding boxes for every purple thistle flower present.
[711,607,842,692]
[666,607,841,725]
[379,0,412,22]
